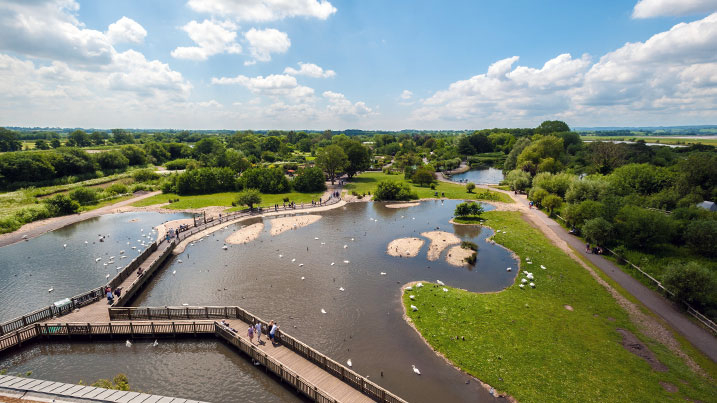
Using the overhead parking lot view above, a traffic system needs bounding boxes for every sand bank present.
[385,202,420,209]
[387,237,425,257]
[421,231,461,261]
[445,245,475,266]
[226,223,264,244]
[270,214,322,236]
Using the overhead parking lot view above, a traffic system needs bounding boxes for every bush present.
[411,167,435,186]
[542,194,563,215]
[237,188,262,210]
[465,252,477,264]
[96,150,129,171]
[504,169,531,192]
[69,187,99,205]
[130,184,149,192]
[466,182,476,193]
[455,201,484,217]
[105,183,129,195]
[175,167,238,195]
[461,241,478,251]
[132,169,160,182]
[164,158,195,170]
[241,167,290,193]
[292,166,326,192]
[374,180,417,201]
[662,262,717,310]
[614,205,675,250]
[528,187,549,206]
[683,220,717,257]
[44,194,80,216]
[581,217,614,246]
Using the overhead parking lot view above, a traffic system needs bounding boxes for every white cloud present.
[212,73,313,98]
[106,17,147,44]
[400,90,413,100]
[187,0,336,22]
[284,62,335,78]
[0,0,114,65]
[414,13,717,127]
[323,91,373,117]
[243,28,290,64]
[632,0,717,18]
[171,19,241,61]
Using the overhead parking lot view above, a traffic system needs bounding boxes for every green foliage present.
[120,145,147,166]
[504,137,531,171]
[683,220,717,257]
[173,167,237,195]
[96,150,129,171]
[581,217,614,246]
[44,194,80,216]
[542,194,562,215]
[528,187,549,206]
[91,373,130,391]
[105,183,129,195]
[316,144,348,183]
[609,163,672,196]
[164,158,195,170]
[466,182,476,193]
[504,169,531,192]
[516,136,564,174]
[565,178,609,204]
[0,127,22,151]
[341,140,371,178]
[532,172,576,198]
[562,200,606,228]
[411,166,435,186]
[132,169,160,182]
[69,187,99,205]
[663,262,717,310]
[241,167,290,193]
[614,205,674,250]
[454,201,484,217]
[236,188,262,209]
[374,180,417,201]
[292,166,326,192]
[535,120,570,134]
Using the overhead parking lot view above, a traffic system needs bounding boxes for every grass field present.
[345,172,513,203]
[580,135,717,146]
[404,211,716,402]
[131,190,325,210]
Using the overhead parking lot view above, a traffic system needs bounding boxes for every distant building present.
[697,201,717,212]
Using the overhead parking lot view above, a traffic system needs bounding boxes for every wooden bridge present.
[0,193,407,402]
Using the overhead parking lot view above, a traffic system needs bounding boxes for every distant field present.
[580,135,717,146]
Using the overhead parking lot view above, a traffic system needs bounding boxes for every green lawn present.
[404,211,715,402]
[345,172,513,203]
[131,191,325,210]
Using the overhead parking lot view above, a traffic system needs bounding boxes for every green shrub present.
[461,241,478,251]
[455,201,484,217]
[133,169,160,182]
[683,220,717,257]
[105,183,129,195]
[44,194,80,216]
[663,262,717,310]
[164,158,195,170]
[292,167,326,192]
[69,187,99,205]
[374,180,417,201]
[466,182,476,193]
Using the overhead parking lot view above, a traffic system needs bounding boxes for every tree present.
[504,169,531,192]
[68,130,91,147]
[466,182,476,193]
[542,194,563,215]
[683,220,717,257]
[614,205,674,250]
[342,140,371,178]
[662,262,717,310]
[468,132,493,153]
[34,139,50,150]
[411,166,435,186]
[120,145,147,166]
[455,201,484,217]
[292,167,326,192]
[0,128,22,152]
[111,129,134,144]
[588,141,625,174]
[316,145,348,184]
[535,120,570,134]
[69,187,99,205]
[89,131,106,146]
[581,217,614,246]
[457,136,475,155]
[504,137,531,171]
[240,167,289,193]
[237,188,262,210]
[44,194,80,216]
[50,138,61,148]
[96,150,130,171]
[528,187,549,206]
[374,180,417,201]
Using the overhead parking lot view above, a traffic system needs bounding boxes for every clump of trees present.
[454,201,484,218]
[374,180,417,201]
[292,167,326,192]
[236,188,262,210]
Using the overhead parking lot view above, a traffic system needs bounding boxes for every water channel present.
[1,201,517,402]
[449,168,504,184]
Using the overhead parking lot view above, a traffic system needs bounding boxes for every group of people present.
[246,320,280,346]
[585,243,604,255]
[105,286,121,304]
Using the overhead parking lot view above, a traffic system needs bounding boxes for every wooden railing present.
[108,306,407,403]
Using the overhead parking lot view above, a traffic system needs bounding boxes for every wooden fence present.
[108,306,407,403]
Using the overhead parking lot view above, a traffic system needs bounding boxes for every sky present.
[0,0,716,130]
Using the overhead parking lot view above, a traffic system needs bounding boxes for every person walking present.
[255,322,262,343]
[269,321,279,344]
[247,325,255,344]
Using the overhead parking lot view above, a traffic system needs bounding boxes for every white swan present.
[416,283,423,288]
[321,308,327,314]
[63,244,67,248]
[380,272,386,275]
[343,245,348,249]
[442,288,448,292]
[339,287,345,291]
[172,270,177,275]
[530,282,535,288]
[48,287,53,293]
[540,265,546,270]
[412,365,421,375]
[436,280,445,286]
[126,340,132,347]
[343,260,350,264]
[178,259,183,263]
[521,278,528,284]
[222,245,228,250]
[95,257,101,262]
[330,262,335,266]
[279,254,283,258]
[409,295,415,300]
[405,286,412,291]
[298,263,304,267]
[410,305,418,311]
[314,237,319,240]
[153,340,158,347]
[291,258,296,262]
[519,284,525,289]
[301,276,305,280]
[347,359,352,367]
[106,274,110,279]
[506,267,512,272]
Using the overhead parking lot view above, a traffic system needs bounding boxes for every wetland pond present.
[1,201,517,402]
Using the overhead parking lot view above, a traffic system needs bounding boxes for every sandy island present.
[385,202,420,209]
[387,237,425,257]
[421,231,461,261]
[445,245,475,266]
[270,214,322,236]
[226,223,264,244]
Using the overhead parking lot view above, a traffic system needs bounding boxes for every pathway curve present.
[439,172,717,364]
[0,191,162,248]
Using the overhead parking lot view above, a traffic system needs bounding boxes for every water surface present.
[450,168,504,184]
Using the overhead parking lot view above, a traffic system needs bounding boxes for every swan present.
[351,238,354,241]
[540,265,546,270]
[153,340,158,347]
[291,258,296,262]
[343,260,349,264]
[436,280,445,286]
[63,244,67,248]
[506,267,512,272]
[131,246,136,249]
[222,245,228,250]
[331,262,335,266]
[120,250,125,254]
[106,274,110,279]
[410,305,418,311]
[409,295,415,300]
[182,303,189,306]
[526,273,534,280]
[521,278,528,284]
[126,340,132,347]
[301,276,305,280]
[321,242,326,245]
[343,245,348,248]
[405,286,413,291]
[48,287,53,293]
[347,359,352,367]
[412,365,421,375]
[178,259,183,263]
[530,282,535,288]
[314,237,319,240]
[519,284,525,289]
[339,287,345,291]
[85,241,88,244]
[298,263,304,267]
[172,270,177,275]
[120,256,127,259]
[442,288,448,292]
[321,308,327,314]
[416,283,423,288]
[380,272,386,275]
[95,258,102,262]
[279,254,283,258]
[103,263,107,267]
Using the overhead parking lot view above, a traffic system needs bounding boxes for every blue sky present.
[0,0,716,130]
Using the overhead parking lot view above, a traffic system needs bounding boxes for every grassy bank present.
[345,172,513,203]
[403,211,715,402]
[132,191,325,210]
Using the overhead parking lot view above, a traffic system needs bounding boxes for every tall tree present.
[316,145,348,184]
[341,140,371,178]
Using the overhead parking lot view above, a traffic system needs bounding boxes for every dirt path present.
[473,186,715,370]
[0,191,162,248]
